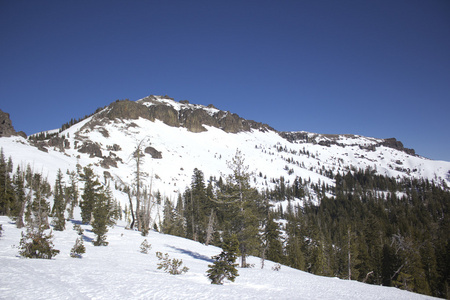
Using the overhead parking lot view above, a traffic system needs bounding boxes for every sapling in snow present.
[156,252,189,275]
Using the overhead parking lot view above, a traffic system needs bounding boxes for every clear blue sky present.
[1,0,449,161]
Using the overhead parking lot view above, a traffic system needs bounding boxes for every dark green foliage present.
[11,166,26,228]
[65,170,79,220]
[80,166,102,224]
[161,195,185,237]
[51,169,66,231]
[156,252,189,275]
[207,234,240,284]
[0,148,14,215]
[261,216,284,265]
[18,227,60,259]
[291,169,450,298]
[70,236,86,258]
[215,150,263,267]
[91,189,113,246]
[183,168,210,242]
[73,223,84,235]
[28,173,51,229]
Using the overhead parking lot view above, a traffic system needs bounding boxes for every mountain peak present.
[100,95,274,133]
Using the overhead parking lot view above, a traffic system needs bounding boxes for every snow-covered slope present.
[0,215,437,300]
[1,95,449,207]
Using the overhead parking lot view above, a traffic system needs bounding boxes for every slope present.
[0,215,438,300]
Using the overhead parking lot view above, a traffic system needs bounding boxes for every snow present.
[1,103,450,209]
[0,215,437,300]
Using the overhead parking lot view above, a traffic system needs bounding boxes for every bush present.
[156,252,189,275]
[70,237,86,258]
[18,228,60,259]
[140,239,152,254]
[272,263,281,271]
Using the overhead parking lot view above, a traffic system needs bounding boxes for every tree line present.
[160,154,450,297]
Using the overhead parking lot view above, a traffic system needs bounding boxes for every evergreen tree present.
[79,166,102,224]
[91,186,113,246]
[70,236,86,258]
[51,169,66,231]
[12,165,26,228]
[28,173,51,229]
[65,170,79,220]
[184,168,209,242]
[216,150,262,267]
[0,149,14,215]
[207,234,240,284]
[18,227,60,259]
[261,215,284,265]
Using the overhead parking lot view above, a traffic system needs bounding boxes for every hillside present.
[1,95,449,203]
[0,214,437,300]
[1,94,449,298]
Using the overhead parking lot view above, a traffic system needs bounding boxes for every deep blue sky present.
[1,0,449,161]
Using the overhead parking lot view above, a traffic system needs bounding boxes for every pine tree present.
[70,236,86,258]
[0,149,14,215]
[51,169,66,231]
[79,166,102,224]
[91,186,113,246]
[65,170,79,220]
[18,227,60,259]
[215,150,262,267]
[12,166,26,228]
[29,173,51,229]
[207,234,240,284]
[261,215,284,267]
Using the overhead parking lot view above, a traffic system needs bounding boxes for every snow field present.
[0,215,438,300]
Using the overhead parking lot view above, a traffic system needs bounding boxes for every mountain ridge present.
[1,94,448,202]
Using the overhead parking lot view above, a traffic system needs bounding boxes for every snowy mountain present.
[1,95,449,299]
[0,215,438,299]
[1,94,449,206]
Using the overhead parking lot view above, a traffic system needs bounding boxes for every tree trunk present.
[205,209,215,246]
[127,192,135,229]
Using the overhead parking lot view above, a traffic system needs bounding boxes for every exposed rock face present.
[381,138,415,156]
[279,132,416,156]
[0,109,25,138]
[105,100,150,120]
[145,146,162,159]
[100,96,273,134]
[78,141,102,158]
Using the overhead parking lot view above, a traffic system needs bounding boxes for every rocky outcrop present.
[0,109,26,138]
[100,96,273,134]
[279,132,416,156]
[381,138,415,156]
[105,100,150,120]
[145,146,162,159]
[181,109,218,132]
[78,141,102,158]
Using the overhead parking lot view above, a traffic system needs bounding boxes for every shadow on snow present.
[166,245,214,263]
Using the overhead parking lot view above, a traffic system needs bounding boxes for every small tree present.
[140,239,152,254]
[73,223,84,236]
[91,190,112,246]
[156,252,189,275]
[51,169,66,231]
[207,234,240,284]
[18,227,60,259]
[70,236,86,258]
